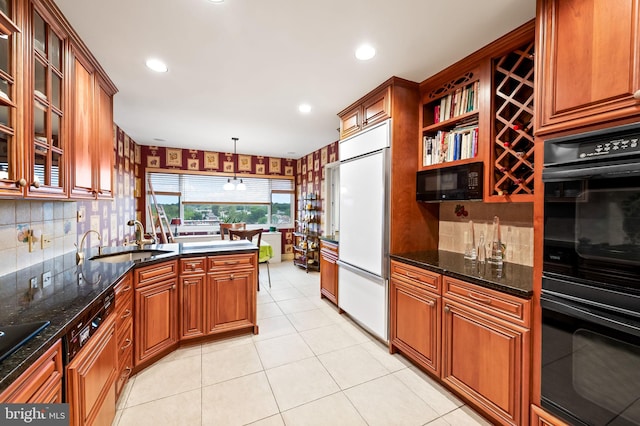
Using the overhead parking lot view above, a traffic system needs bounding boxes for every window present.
[148,172,294,234]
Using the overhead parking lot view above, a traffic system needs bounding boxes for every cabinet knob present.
[634,89,640,100]
[31,177,41,188]
[444,305,451,313]
[230,274,235,280]
[426,300,435,307]
[15,178,27,187]
[172,284,176,290]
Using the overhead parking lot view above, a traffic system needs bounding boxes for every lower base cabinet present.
[206,268,256,334]
[390,259,531,426]
[319,240,339,306]
[0,339,63,403]
[66,314,118,426]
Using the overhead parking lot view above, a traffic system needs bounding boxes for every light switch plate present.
[30,277,37,289]
[42,271,52,288]
[41,234,52,249]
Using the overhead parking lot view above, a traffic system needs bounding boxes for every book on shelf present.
[422,120,479,166]
[432,81,478,123]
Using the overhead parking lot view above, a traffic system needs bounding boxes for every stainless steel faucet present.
[128,220,155,249]
[76,229,102,264]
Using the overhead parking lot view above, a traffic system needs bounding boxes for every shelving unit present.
[420,71,480,168]
[293,193,320,272]
[489,41,535,201]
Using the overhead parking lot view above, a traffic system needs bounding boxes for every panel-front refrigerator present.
[337,120,390,342]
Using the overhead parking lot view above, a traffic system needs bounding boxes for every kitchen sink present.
[89,249,172,263]
[0,321,50,363]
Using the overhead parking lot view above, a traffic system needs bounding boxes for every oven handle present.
[542,161,640,181]
[541,293,640,338]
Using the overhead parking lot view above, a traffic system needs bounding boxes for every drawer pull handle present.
[225,261,239,265]
[634,89,640,100]
[467,292,492,305]
[121,309,132,319]
[444,305,451,313]
[121,339,132,350]
[121,285,132,293]
[122,366,132,377]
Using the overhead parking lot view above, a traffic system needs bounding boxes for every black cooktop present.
[0,321,50,363]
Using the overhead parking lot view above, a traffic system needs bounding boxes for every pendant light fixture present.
[224,137,246,191]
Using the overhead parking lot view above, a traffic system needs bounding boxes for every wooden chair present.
[220,222,246,240]
[228,228,271,291]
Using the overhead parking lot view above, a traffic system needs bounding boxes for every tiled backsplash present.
[0,201,78,277]
[438,202,534,266]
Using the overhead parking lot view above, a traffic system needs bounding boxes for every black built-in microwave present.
[416,162,483,202]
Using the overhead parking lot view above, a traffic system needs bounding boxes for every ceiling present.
[53,0,535,159]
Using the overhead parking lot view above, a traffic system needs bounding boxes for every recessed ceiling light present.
[153,138,166,142]
[287,151,296,155]
[146,58,168,73]
[355,44,376,61]
[298,104,312,114]
[208,0,224,3]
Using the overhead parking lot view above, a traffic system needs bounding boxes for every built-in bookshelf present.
[420,72,480,167]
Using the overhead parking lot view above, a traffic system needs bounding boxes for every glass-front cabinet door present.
[28,4,66,197]
[0,0,25,196]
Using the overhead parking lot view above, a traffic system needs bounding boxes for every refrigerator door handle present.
[337,260,385,284]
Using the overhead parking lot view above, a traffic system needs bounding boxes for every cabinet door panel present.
[66,315,117,426]
[72,56,94,195]
[181,274,205,339]
[339,106,361,139]
[390,278,440,376]
[135,279,178,365]
[442,298,528,425]
[320,246,338,304]
[206,269,254,332]
[363,86,390,127]
[96,80,113,197]
[538,0,640,132]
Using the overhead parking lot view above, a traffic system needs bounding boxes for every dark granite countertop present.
[0,240,258,393]
[390,250,533,298]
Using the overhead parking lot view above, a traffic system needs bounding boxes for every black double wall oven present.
[542,123,640,426]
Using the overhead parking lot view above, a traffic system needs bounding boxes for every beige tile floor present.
[112,261,492,426]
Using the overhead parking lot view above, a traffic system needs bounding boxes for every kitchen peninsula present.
[0,240,259,424]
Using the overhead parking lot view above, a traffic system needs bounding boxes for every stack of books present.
[433,81,479,123]
[422,121,479,166]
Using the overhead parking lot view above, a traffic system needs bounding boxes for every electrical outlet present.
[41,234,52,249]
[77,209,85,222]
[42,271,52,288]
[30,277,38,289]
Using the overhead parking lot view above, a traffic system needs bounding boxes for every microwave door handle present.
[543,162,640,181]
[542,294,640,337]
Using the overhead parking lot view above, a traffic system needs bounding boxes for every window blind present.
[147,172,293,203]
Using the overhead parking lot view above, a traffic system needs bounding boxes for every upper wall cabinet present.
[0,0,25,196]
[338,85,391,140]
[27,2,67,198]
[0,0,116,200]
[536,0,640,135]
[70,47,116,199]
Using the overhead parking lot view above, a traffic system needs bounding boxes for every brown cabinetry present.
[389,261,441,376]
[0,339,63,403]
[180,257,206,340]
[0,0,116,200]
[179,253,259,341]
[205,253,257,335]
[114,273,133,398]
[338,85,390,139]
[536,0,640,135]
[418,21,536,203]
[442,276,530,426]
[69,48,115,199]
[319,239,338,306]
[134,260,178,368]
[66,314,117,426]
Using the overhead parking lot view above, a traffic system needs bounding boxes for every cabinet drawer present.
[117,318,133,362]
[443,277,530,327]
[181,257,206,274]
[320,241,338,258]
[0,340,63,403]
[135,260,178,287]
[390,260,441,294]
[115,345,133,398]
[114,274,133,304]
[208,253,255,271]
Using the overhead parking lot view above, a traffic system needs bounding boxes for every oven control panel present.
[578,135,640,159]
